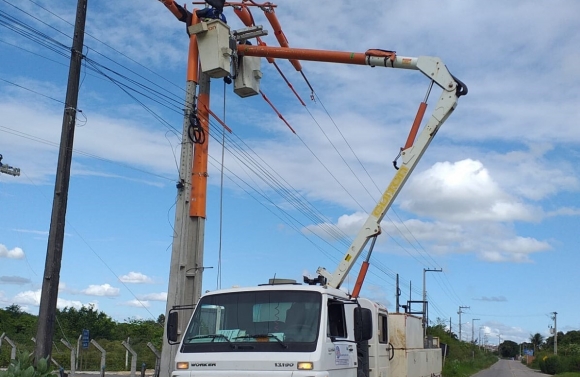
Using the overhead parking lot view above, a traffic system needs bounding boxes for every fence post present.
[90,339,107,377]
[31,337,61,368]
[60,339,77,377]
[146,342,161,377]
[76,334,82,370]
[121,340,137,377]
[2,335,17,361]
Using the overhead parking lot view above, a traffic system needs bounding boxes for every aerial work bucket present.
[190,19,231,78]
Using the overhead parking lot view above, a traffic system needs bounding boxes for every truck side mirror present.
[167,311,178,343]
[354,307,373,342]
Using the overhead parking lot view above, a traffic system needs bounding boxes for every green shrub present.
[0,351,56,377]
[543,355,567,375]
[539,357,546,373]
[568,355,580,372]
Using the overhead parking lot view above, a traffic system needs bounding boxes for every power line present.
[0,77,64,103]
[0,1,464,308]
[0,125,176,182]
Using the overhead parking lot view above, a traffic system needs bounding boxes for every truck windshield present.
[181,290,321,353]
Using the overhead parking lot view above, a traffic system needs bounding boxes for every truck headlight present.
[297,362,313,370]
[176,362,189,369]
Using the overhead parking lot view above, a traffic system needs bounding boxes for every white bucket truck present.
[166,13,467,377]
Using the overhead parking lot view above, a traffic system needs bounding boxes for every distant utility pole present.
[472,318,480,344]
[458,306,469,341]
[422,268,442,337]
[35,0,87,363]
[498,334,502,354]
[396,274,400,313]
[551,312,558,355]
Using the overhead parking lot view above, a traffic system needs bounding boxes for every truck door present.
[325,299,357,377]
[376,312,391,377]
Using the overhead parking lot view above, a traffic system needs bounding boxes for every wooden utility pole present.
[35,0,87,363]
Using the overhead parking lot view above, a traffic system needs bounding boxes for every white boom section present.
[195,26,464,290]
[317,56,460,289]
[0,163,20,176]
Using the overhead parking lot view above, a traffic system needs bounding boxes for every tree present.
[428,317,458,341]
[499,340,518,358]
[530,333,545,353]
[56,305,116,340]
[5,304,25,315]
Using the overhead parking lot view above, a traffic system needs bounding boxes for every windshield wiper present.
[187,334,235,348]
[234,333,288,349]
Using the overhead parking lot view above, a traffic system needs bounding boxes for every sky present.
[0,0,579,347]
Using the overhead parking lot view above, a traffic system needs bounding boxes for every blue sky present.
[1,0,579,346]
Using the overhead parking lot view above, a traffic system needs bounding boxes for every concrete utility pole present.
[471,318,480,343]
[422,268,442,337]
[552,311,558,355]
[35,0,87,363]
[158,11,211,377]
[457,306,469,341]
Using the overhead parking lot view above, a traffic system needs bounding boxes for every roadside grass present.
[442,353,497,377]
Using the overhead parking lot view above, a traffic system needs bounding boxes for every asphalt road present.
[472,359,550,377]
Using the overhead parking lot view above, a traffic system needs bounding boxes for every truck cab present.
[169,280,441,377]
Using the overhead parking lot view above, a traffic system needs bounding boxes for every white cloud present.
[0,290,8,304]
[305,215,551,263]
[475,235,551,263]
[383,219,464,244]
[12,290,41,306]
[498,237,551,254]
[57,298,86,310]
[303,211,365,240]
[119,272,153,284]
[125,299,151,308]
[10,289,84,310]
[473,296,507,302]
[479,321,532,345]
[401,159,541,222]
[0,100,178,185]
[486,145,579,201]
[138,292,167,302]
[362,284,392,309]
[546,207,580,217]
[82,284,120,297]
[0,244,25,259]
[11,229,48,236]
